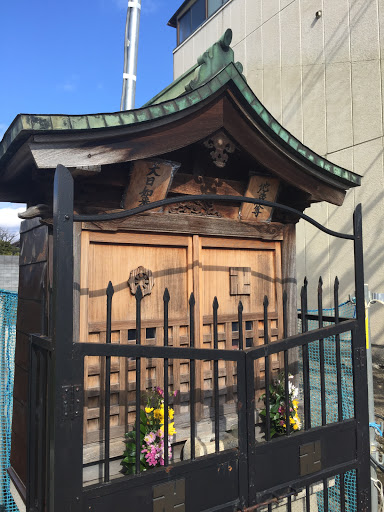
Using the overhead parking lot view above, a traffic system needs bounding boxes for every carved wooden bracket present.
[128,266,154,297]
[203,132,236,168]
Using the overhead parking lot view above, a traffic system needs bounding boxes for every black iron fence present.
[24,165,371,512]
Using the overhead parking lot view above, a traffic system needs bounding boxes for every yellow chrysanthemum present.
[153,408,164,420]
[145,407,154,414]
[160,422,177,436]
[293,424,298,431]
[168,408,175,420]
[292,400,299,409]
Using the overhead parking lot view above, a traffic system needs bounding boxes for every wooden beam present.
[82,213,284,240]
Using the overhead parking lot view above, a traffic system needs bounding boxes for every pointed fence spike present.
[334,276,339,288]
[213,297,219,309]
[163,288,170,302]
[263,295,269,308]
[189,292,195,307]
[318,276,323,288]
[106,281,114,296]
[304,276,308,287]
[238,300,243,312]
[135,285,143,300]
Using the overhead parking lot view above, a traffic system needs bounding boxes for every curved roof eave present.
[0,62,361,190]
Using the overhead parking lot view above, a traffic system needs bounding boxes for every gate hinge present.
[354,347,366,370]
[62,385,83,420]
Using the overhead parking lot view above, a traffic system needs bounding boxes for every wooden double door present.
[80,231,283,447]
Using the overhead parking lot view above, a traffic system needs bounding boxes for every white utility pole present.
[120,0,141,111]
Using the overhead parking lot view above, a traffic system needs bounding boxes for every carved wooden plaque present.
[230,267,251,295]
[128,266,154,297]
[240,176,280,222]
[121,158,180,211]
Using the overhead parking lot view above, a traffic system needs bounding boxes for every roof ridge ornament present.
[185,29,245,92]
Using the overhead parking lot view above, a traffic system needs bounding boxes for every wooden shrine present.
[0,29,362,508]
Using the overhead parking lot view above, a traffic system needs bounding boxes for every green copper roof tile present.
[148,105,165,119]
[69,116,89,130]
[198,85,212,100]
[242,86,254,105]
[279,129,289,144]
[87,115,107,129]
[51,116,72,130]
[135,109,151,122]
[104,114,122,127]
[233,75,246,92]
[217,68,230,85]
[119,111,136,124]
[251,99,264,116]
[31,115,53,131]
[163,102,179,115]
[209,76,222,93]
[186,90,201,105]
[261,110,271,125]
[270,121,281,136]
[177,96,191,110]
[227,65,237,79]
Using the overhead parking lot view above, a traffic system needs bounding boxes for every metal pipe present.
[120,0,141,111]
[364,284,379,512]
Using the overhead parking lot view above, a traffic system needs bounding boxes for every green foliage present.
[259,373,301,439]
[0,240,19,255]
[121,410,148,475]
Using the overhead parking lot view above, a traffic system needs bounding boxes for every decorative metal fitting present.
[315,10,322,18]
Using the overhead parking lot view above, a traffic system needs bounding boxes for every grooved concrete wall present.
[173,0,384,358]
[0,256,19,292]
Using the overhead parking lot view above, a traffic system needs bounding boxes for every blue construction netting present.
[0,290,18,512]
[299,301,357,512]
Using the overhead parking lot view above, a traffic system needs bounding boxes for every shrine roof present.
[0,29,361,191]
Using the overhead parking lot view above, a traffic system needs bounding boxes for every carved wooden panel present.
[241,176,280,222]
[128,266,154,297]
[203,132,236,168]
[229,267,251,295]
[121,158,180,210]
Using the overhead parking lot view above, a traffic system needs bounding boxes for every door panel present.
[199,238,283,408]
[80,232,193,447]
[79,231,283,451]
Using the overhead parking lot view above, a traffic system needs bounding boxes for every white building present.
[169,0,384,361]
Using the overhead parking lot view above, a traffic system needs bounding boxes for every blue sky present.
[0,0,182,234]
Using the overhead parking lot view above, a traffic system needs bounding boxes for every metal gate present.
[26,165,371,512]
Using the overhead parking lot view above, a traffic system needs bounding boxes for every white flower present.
[288,381,299,398]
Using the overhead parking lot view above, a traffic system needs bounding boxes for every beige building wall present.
[172,0,384,357]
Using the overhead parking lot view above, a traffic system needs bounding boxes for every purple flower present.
[156,387,164,397]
